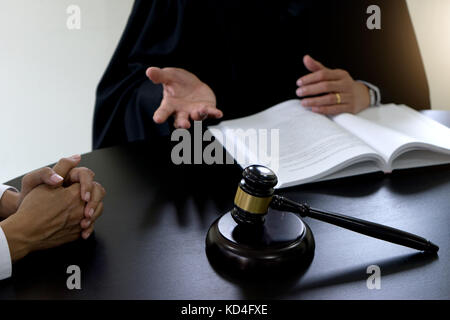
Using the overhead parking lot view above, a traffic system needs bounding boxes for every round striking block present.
[206,210,315,277]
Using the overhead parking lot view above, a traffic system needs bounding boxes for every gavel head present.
[231,165,278,227]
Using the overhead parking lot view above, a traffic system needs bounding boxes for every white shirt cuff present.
[0,184,18,201]
[356,80,381,107]
[0,185,17,280]
[0,226,12,280]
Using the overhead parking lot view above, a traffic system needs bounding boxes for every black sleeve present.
[93,0,189,149]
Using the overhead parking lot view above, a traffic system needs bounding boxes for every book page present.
[358,105,450,149]
[390,150,450,171]
[332,112,417,164]
[333,104,450,168]
[209,100,384,187]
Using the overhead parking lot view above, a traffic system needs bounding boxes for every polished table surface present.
[1,111,449,300]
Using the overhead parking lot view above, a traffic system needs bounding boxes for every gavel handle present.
[271,195,439,253]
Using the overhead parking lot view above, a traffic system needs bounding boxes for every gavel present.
[232,165,439,253]
[206,165,438,275]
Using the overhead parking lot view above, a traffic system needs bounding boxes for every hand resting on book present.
[296,55,371,115]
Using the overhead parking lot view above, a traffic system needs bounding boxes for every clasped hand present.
[0,155,106,262]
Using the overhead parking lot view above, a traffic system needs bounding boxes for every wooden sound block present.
[205,211,315,278]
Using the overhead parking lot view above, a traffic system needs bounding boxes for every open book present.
[208,100,450,188]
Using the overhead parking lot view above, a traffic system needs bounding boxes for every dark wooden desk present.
[1,111,449,300]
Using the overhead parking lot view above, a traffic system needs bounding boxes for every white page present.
[391,150,450,170]
[333,112,417,164]
[358,104,450,149]
[209,100,383,187]
[334,104,450,168]
[319,160,382,182]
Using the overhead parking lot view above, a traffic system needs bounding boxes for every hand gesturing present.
[146,67,223,129]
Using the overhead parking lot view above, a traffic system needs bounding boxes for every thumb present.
[52,155,82,179]
[146,67,171,85]
[21,167,64,195]
[303,55,326,72]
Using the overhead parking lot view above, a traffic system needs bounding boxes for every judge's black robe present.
[93,0,430,149]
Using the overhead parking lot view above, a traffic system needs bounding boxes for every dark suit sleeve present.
[93,0,188,149]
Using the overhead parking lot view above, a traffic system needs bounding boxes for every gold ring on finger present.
[335,93,341,105]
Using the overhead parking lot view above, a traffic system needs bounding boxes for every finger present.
[296,81,341,97]
[190,104,209,121]
[146,67,171,84]
[88,201,104,223]
[82,202,104,229]
[190,105,223,121]
[153,102,174,124]
[66,184,85,223]
[204,106,223,119]
[303,55,326,73]
[84,182,105,219]
[21,167,64,193]
[301,93,347,107]
[174,111,191,129]
[81,201,103,229]
[311,104,352,115]
[80,218,92,229]
[69,167,95,202]
[82,224,95,240]
[297,69,343,87]
[53,155,82,179]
